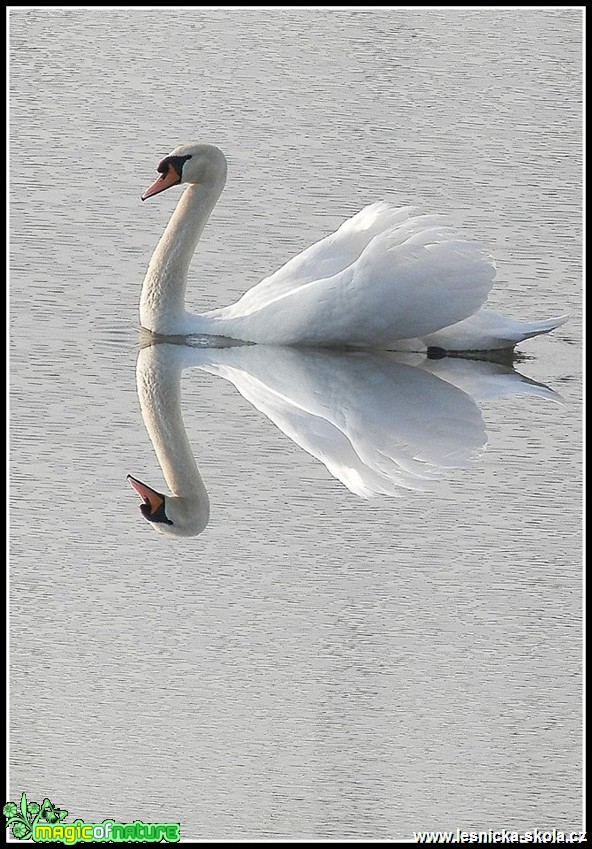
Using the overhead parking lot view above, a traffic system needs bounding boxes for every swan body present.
[140,143,566,350]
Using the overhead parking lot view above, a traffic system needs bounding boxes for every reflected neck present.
[137,348,209,513]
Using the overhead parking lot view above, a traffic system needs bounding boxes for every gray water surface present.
[9,7,582,841]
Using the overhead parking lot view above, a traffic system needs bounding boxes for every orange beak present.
[141,163,182,200]
[127,474,165,516]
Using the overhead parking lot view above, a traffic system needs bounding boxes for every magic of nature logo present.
[3,793,180,843]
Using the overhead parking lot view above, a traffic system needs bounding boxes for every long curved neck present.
[137,346,210,524]
[140,178,225,334]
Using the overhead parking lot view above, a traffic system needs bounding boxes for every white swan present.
[128,341,560,535]
[139,143,566,350]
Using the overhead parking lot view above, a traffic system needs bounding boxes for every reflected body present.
[139,144,565,350]
[129,340,560,535]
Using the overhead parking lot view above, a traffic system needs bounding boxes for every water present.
[9,8,582,840]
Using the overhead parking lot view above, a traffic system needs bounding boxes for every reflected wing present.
[195,347,487,498]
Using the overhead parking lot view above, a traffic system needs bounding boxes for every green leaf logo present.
[3,793,68,840]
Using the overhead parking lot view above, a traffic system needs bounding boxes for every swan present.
[139,143,566,350]
[128,341,560,535]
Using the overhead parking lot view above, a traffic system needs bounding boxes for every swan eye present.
[157,154,192,178]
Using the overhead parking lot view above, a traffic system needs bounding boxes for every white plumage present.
[140,143,565,350]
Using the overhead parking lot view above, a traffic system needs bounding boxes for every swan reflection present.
[128,340,560,537]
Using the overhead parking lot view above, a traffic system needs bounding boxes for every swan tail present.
[421,309,568,352]
[507,315,569,341]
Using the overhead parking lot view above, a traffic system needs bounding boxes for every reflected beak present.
[141,164,182,200]
[127,474,165,516]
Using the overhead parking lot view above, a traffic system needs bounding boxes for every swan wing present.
[211,212,496,346]
[221,202,423,316]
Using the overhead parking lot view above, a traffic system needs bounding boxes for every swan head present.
[142,143,227,201]
[127,474,210,537]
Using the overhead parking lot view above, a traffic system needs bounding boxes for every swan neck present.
[140,180,224,334]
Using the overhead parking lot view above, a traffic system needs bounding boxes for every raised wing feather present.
[225,202,420,316]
